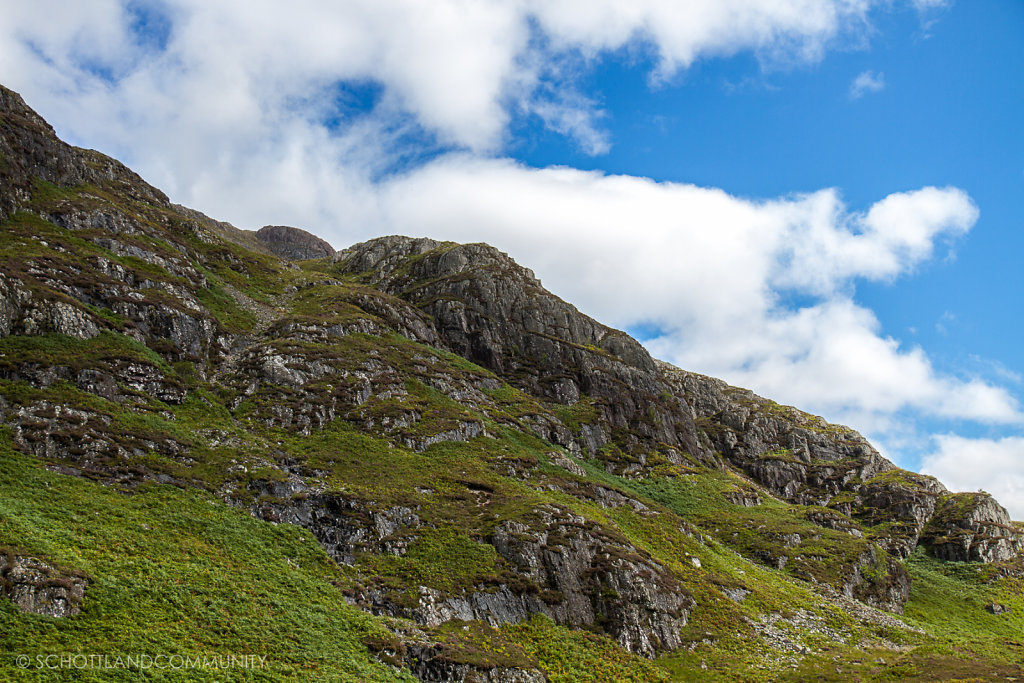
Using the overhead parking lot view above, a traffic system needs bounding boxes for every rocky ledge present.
[256,225,335,261]
[0,553,88,618]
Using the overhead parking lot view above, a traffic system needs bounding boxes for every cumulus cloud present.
[922,435,1024,520]
[849,69,885,99]
[527,0,873,77]
[2,0,878,156]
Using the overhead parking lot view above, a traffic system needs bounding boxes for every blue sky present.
[2,0,1023,513]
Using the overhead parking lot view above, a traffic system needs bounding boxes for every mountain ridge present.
[2,83,1024,681]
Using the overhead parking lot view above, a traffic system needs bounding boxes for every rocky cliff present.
[334,236,702,467]
[2,83,1024,682]
[257,224,335,261]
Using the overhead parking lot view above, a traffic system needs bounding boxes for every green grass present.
[502,615,668,682]
[901,548,1024,661]
[0,332,171,373]
[551,397,599,433]
[193,276,259,334]
[0,434,411,682]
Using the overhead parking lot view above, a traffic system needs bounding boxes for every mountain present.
[1,84,1023,681]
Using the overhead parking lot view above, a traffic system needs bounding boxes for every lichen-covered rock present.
[250,484,422,565]
[1,400,190,485]
[803,508,863,538]
[335,237,701,465]
[0,362,186,406]
[922,492,1024,562]
[0,273,102,342]
[665,364,961,565]
[487,506,693,656]
[839,546,911,614]
[346,504,692,658]
[665,365,892,499]
[256,225,335,261]
[851,471,946,558]
[402,420,486,452]
[0,553,87,617]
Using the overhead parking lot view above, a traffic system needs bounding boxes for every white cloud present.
[528,90,611,156]
[922,435,1024,520]
[527,0,873,77]
[849,69,885,99]
[1,0,879,156]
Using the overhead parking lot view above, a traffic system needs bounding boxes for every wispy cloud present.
[935,310,956,335]
[849,69,885,99]
[911,0,949,10]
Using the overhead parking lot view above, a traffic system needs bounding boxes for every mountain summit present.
[2,84,1023,681]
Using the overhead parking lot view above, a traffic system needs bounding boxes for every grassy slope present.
[0,433,409,682]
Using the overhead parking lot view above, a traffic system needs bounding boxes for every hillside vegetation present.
[2,84,1023,681]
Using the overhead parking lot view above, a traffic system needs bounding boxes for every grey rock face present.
[664,364,892,498]
[0,273,102,341]
[922,493,1024,562]
[342,503,692,658]
[0,355,186,407]
[402,420,486,452]
[251,485,422,565]
[275,281,440,347]
[0,554,87,617]
[335,237,701,464]
[665,362,1024,570]
[255,225,335,261]
[803,509,863,538]
[840,547,911,614]
[2,400,190,486]
[852,473,946,559]
[403,647,547,683]
[487,506,693,657]
[723,489,762,507]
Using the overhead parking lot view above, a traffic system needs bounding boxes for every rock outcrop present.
[251,484,423,565]
[922,492,1024,562]
[663,364,1024,567]
[256,225,335,261]
[257,480,693,657]
[0,553,87,617]
[0,87,168,222]
[487,506,693,656]
[335,237,701,468]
